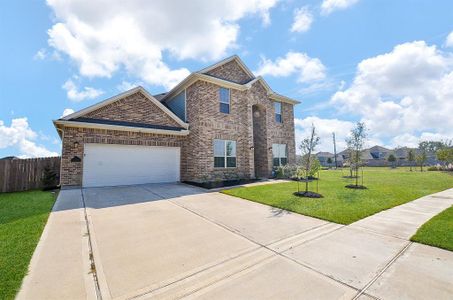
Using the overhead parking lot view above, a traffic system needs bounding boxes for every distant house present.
[337,145,439,167]
[315,152,343,167]
[0,156,18,160]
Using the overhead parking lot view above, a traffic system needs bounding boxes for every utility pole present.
[333,132,338,169]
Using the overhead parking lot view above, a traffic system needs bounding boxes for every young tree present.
[345,122,367,187]
[42,164,57,190]
[416,145,428,172]
[387,154,396,168]
[418,140,451,153]
[408,149,415,171]
[327,157,333,165]
[437,148,453,169]
[299,124,320,193]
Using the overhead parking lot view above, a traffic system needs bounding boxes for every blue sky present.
[1,0,453,157]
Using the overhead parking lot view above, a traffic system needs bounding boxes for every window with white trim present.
[272,144,287,166]
[219,88,230,114]
[274,102,282,123]
[214,139,236,168]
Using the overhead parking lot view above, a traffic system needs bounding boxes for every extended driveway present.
[19,183,453,300]
[83,183,350,299]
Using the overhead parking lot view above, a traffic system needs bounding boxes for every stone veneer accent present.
[59,59,296,186]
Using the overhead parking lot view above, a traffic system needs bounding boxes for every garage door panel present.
[83,144,180,187]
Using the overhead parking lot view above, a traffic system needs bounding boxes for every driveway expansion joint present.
[81,188,104,300]
[352,242,413,300]
[166,198,361,296]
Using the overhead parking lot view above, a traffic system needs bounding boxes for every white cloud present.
[291,7,313,33]
[0,118,58,158]
[321,0,359,15]
[34,48,47,60]
[46,0,279,90]
[446,31,453,48]
[116,81,143,92]
[62,79,104,102]
[294,116,355,153]
[61,108,74,117]
[255,52,326,83]
[331,41,453,146]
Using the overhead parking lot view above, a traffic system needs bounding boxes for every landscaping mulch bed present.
[184,179,260,189]
[293,191,323,198]
[345,184,367,189]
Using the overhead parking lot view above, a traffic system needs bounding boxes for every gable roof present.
[369,145,391,153]
[197,55,255,79]
[161,56,300,105]
[61,86,188,129]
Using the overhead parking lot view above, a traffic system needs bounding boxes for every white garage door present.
[82,144,180,187]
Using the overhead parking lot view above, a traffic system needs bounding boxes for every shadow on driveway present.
[81,183,207,209]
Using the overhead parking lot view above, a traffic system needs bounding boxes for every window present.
[214,139,236,168]
[219,88,230,114]
[272,144,287,166]
[274,102,282,123]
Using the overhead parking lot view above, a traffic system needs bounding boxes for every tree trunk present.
[355,165,359,186]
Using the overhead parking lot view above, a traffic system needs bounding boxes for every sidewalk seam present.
[80,189,103,300]
[166,199,360,296]
[352,242,412,300]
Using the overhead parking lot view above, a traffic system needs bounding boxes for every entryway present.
[252,104,268,178]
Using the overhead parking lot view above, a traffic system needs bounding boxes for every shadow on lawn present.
[268,197,301,217]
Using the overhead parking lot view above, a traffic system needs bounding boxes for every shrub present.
[275,164,298,179]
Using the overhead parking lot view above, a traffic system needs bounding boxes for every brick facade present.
[58,59,297,186]
[60,127,185,186]
[206,60,253,84]
[182,72,296,182]
[84,91,180,127]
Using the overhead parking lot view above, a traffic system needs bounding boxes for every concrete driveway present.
[18,183,453,300]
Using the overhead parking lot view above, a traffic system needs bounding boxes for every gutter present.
[53,120,190,136]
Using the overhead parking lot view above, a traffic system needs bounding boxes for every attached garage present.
[82,144,180,187]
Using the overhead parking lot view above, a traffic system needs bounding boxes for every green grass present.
[0,190,56,300]
[411,205,453,251]
[223,168,453,225]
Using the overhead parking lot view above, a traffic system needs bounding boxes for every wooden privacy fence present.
[0,157,60,193]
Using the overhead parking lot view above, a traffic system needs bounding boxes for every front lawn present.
[223,168,453,225]
[411,205,453,251]
[0,190,56,300]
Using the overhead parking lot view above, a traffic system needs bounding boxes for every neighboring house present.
[338,145,439,167]
[0,156,18,160]
[54,55,299,188]
[315,152,343,167]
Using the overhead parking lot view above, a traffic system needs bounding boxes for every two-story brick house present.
[54,55,299,187]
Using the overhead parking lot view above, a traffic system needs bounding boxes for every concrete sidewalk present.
[16,189,97,300]
[350,189,453,239]
[17,184,453,300]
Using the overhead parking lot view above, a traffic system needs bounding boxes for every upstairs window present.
[274,102,282,123]
[219,88,230,114]
[272,144,287,167]
[214,139,236,168]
